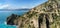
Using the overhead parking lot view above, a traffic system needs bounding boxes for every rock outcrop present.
[7,14,20,25]
[7,0,60,28]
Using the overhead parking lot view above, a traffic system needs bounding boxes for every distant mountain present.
[0,8,30,11]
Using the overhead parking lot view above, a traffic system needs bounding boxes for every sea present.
[0,9,29,28]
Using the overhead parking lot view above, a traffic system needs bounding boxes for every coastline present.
[4,21,18,28]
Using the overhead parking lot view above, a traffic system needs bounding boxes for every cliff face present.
[7,0,60,28]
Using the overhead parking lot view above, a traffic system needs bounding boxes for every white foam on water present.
[4,21,7,25]
[16,26,19,28]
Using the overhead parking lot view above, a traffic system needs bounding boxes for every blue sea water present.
[0,10,29,28]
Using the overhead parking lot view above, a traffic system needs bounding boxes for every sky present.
[0,0,48,9]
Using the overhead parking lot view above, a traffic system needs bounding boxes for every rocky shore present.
[7,14,20,25]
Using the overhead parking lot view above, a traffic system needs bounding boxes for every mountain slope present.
[7,0,60,28]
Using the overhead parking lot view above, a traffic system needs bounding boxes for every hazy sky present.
[0,0,48,9]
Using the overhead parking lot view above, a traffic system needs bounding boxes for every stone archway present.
[38,13,50,28]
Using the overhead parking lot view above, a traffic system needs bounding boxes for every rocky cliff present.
[7,0,60,28]
[7,14,20,25]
